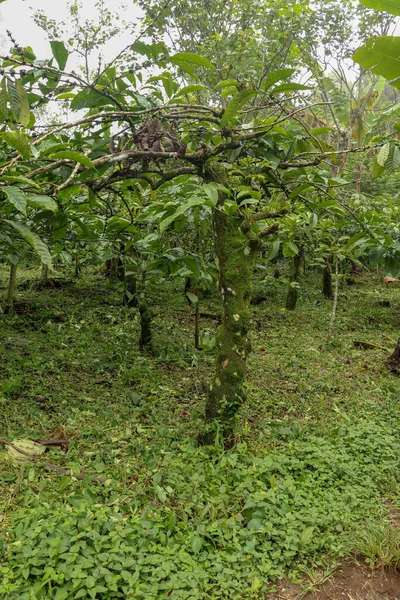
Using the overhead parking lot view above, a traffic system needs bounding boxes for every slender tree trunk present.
[138,301,152,352]
[194,298,200,350]
[328,262,339,341]
[40,263,48,286]
[387,337,400,372]
[204,208,257,439]
[6,263,17,314]
[323,259,333,299]
[74,254,80,278]
[286,246,304,310]
[123,272,138,307]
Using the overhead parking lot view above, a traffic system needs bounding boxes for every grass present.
[1,264,400,599]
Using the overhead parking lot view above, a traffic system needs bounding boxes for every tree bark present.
[387,337,400,372]
[322,259,333,299]
[138,300,152,352]
[328,262,339,341]
[40,263,48,286]
[123,272,138,307]
[286,246,304,310]
[6,263,17,314]
[204,208,257,439]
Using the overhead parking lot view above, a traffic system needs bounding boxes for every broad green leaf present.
[215,79,239,89]
[359,0,400,15]
[1,175,40,189]
[0,78,8,119]
[5,220,52,266]
[265,239,281,261]
[221,86,238,98]
[27,195,58,212]
[71,88,111,110]
[2,186,27,215]
[310,126,332,135]
[353,37,400,88]
[282,241,299,257]
[377,142,390,166]
[186,291,199,304]
[263,68,295,91]
[50,40,68,70]
[169,52,215,69]
[270,83,311,94]
[49,151,95,168]
[6,438,45,464]
[2,130,32,159]
[6,80,30,126]
[15,81,30,126]
[191,536,203,553]
[160,197,205,231]
[202,182,219,206]
[131,40,167,59]
[173,84,206,98]
[220,89,257,125]
[247,518,262,530]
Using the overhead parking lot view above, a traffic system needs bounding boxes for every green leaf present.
[50,41,68,70]
[54,588,69,600]
[172,84,206,98]
[0,78,8,120]
[283,241,299,257]
[215,79,239,89]
[186,291,199,304]
[15,81,30,126]
[359,0,400,15]
[202,182,219,206]
[2,186,27,215]
[2,130,32,159]
[270,83,311,94]
[1,175,40,189]
[263,68,295,91]
[353,37,400,88]
[220,89,257,125]
[27,195,58,212]
[377,142,390,166]
[159,197,205,231]
[191,536,203,553]
[247,518,262,530]
[5,220,52,266]
[5,438,45,464]
[266,240,281,261]
[221,86,238,98]
[169,52,215,69]
[71,88,111,110]
[49,151,95,168]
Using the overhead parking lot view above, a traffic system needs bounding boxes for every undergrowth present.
[1,265,400,599]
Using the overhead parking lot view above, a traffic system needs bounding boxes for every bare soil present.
[266,564,400,600]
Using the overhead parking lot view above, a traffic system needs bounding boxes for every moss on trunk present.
[205,208,257,437]
[138,301,152,353]
[286,246,304,311]
[323,260,333,299]
[6,263,17,314]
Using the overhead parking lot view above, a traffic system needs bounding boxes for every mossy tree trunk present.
[40,263,48,286]
[6,263,17,314]
[123,272,138,307]
[286,246,304,310]
[322,258,333,299]
[138,300,152,353]
[204,208,257,438]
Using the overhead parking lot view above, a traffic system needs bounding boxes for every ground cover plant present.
[2,265,400,599]
[3,0,400,597]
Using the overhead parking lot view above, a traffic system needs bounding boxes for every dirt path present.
[266,564,400,599]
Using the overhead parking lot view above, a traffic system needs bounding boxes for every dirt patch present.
[266,563,400,600]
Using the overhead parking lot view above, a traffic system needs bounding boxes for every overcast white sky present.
[0,0,143,63]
